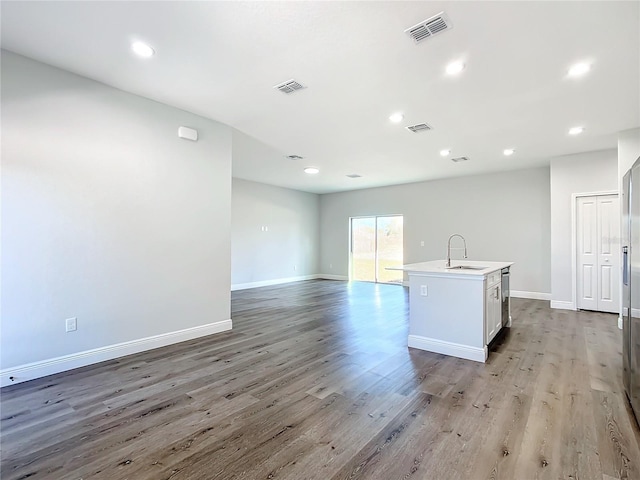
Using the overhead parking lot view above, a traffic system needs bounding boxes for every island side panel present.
[408,273,486,362]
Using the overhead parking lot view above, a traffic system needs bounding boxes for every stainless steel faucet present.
[446,234,468,267]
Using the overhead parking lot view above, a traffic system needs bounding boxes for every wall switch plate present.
[294,265,297,271]
[65,317,77,332]
[420,241,425,247]
[420,285,428,296]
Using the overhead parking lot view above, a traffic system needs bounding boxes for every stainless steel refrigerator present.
[622,158,640,423]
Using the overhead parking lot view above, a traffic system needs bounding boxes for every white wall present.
[320,167,551,297]
[549,149,618,309]
[1,51,232,383]
[231,178,319,289]
[619,127,640,179]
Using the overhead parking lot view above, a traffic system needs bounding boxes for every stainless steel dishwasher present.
[501,267,511,327]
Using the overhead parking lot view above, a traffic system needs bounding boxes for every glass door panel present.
[376,216,403,284]
[351,217,376,282]
[350,215,403,284]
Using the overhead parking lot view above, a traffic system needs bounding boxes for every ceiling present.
[1,1,639,194]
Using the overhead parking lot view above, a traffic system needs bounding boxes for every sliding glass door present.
[350,215,403,284]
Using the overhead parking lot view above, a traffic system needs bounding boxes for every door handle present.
[623,246,629,286]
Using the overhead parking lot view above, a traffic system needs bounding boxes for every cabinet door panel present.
[494,285,502,334]
[486,284,501,344]
[486,288,495,343]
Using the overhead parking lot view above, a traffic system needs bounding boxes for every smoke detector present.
[451,156,469,163]
[274,79,306,94]
[405,12,453,44]
[406,123,432,133]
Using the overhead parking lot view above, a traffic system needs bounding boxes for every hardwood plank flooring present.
[2,279,639,479]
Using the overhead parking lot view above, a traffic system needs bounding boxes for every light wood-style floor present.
[2,280,639,480]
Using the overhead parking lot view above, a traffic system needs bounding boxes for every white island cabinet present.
[392,260,513,363]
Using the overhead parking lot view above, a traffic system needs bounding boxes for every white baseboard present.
[550,300,576,310]
[231,274,320,291]
[232,274,407,289]
[510,290,551,301]
[408,335,487,363]
[1,319,232,388]
[317,274,349,281]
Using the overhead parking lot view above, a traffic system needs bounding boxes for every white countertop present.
[390,259,514,276]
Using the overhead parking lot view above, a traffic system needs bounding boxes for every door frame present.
[571,190,619,313]
[348,214,403,283]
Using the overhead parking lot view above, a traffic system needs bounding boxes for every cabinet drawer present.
[486,271,501,287]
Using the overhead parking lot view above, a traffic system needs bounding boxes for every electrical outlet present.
[420,285,428,296]
[65,317,77,332]
[329,263,333,269]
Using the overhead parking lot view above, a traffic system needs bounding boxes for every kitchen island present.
[393,260,514,363]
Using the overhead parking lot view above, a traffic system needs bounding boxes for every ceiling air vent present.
[346,174,362,178]
[406,123,432,133]
[451,156,469,163]
[405,12,453,44]
[274,79,306,94]
[286,154,304,160]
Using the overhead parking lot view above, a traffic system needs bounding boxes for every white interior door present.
[597,196,619,313]
[577,194,620,313]
[577,197,598,310]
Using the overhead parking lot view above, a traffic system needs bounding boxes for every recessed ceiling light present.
[131,41,155,58]
[503,148,515,156]
[304,167,319,174]
[440,149,451,157]
[389,112,404,123]
[568,62,591,77]
[568,126,584,135]
[445,61,465,75]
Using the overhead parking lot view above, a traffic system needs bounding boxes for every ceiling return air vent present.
[405,123,432,133]
[346,174,362,178]
[286,154,304,160]
[405,12,453,44]
[274,79,306,94]
[451,156,469,163]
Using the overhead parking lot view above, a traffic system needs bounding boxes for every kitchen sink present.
[446,265,488,270]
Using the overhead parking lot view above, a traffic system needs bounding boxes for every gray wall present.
[1,51,232,369]
[549,149,618,307]
[320,167,551,295]
[231,178,320,288]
